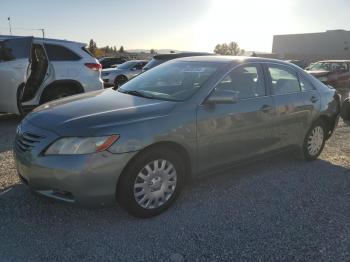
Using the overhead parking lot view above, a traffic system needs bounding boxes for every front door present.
[196,63,276,174]
[0,37,32,114]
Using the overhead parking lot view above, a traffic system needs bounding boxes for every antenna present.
[8,17,12,35]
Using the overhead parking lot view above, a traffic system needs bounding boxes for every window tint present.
[216,65,265,99]
[0,38,32,62]
[81,47,95,58]
[268,66,300,95]
[134,62,146,70]
[299,75,315,91]
[44,44,81,61]
[119,61,221,101]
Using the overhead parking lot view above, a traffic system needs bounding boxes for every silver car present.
[14,56,340,218]
[101,60,148,87]
[0,35,103,115]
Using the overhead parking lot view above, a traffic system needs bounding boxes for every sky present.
[1,0,350,52]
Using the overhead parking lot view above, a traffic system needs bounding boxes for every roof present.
[124,60,148,63]
[0,35,86,46]
[152,52,212,60]
[317,60,350,63]
[274,30,350,38]
[176,55,291,64]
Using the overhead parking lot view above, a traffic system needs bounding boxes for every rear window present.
[81,47,95,58]
[143,58,166,70]
[44,44,81,61]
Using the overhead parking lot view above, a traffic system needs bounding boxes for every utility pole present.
[7,17,12,35]
[40,28,45,38]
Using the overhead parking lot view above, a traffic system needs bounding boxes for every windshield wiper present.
[118,89,155,99]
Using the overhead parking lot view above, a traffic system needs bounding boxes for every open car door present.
[0,36,33,114]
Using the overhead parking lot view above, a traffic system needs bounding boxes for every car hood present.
[26,89,177,136]
[306,70,331,77]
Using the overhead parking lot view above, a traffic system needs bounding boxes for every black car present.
[142,52,212,72]
[99,57,127,69]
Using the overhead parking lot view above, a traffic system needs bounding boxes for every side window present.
[134,62,145,70]
[0,38,32,62]
[44,44,81,61]
[299,75,315,91]
[268,66,300,95]
[216,65,265,99]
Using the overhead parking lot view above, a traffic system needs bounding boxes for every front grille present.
[15,132,45,153]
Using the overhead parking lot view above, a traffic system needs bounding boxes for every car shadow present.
[1,153,349,261]
[0,114,23,153]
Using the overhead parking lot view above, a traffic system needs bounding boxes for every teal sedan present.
[14,56,340,218]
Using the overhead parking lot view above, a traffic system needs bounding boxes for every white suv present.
[0,35,103,114]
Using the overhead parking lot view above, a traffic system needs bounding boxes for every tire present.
[40,86,78,104]
[341,97,350,121]
[117,147,185,218]
[300,120,327,161]
[16,84,26,116]
[114,75,128,88]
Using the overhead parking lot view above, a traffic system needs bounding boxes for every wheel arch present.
[116,141,193,197]
[314,114,337,140]
[114,74,128,81]
[39,80,84,104]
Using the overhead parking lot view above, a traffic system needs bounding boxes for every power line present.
[0,26,46,38]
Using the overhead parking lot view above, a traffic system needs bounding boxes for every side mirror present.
[205,89,239,104]
[130,67,137,71]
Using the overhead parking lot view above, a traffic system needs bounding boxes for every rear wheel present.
[117,147,185,218]
[114,75,128,88]
[300,120,326,161]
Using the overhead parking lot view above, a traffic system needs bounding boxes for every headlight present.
[102,72,110,77]
[45,135,119,155]
[318,76,328,82]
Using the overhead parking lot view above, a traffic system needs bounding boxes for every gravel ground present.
[0,114,349,261]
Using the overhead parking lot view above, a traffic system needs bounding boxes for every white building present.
[272,30,350,63]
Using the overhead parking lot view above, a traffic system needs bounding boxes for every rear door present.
[0,37,33,114]
[43,43,82,83]
[264,63,319,148]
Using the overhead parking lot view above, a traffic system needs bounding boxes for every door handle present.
[260,104,273,113]
[310,96,319,103]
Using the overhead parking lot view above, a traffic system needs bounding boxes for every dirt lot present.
[0,114,349,261]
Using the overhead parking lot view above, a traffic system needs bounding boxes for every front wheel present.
[114,75,128,88]
[117,147,185,218]
[300,121,326,161]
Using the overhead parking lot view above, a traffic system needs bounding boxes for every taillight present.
[85,63,102,71]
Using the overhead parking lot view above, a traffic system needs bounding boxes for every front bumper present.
[14,120,137,207]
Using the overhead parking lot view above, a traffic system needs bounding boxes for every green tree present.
[214,42,244,56]
[119,46,125,53]
[88,39,97,55]
[150,49,156,54]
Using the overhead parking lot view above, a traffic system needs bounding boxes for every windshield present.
[119,61,221,101]
[308,62,348,72]
[117,61,137,69]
